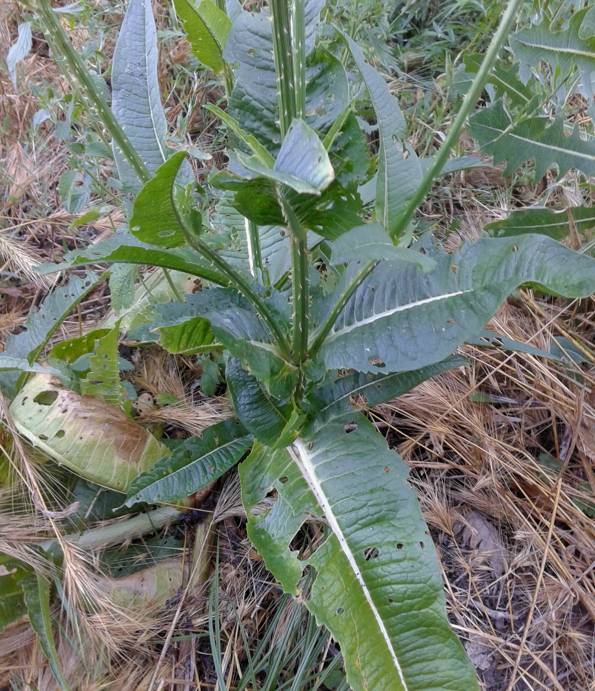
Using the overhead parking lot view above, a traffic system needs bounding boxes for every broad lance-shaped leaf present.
[130,151,195,248]
[309,356,465,428]
[486,206,595,239]
[236,119,334,195]
[21,573,69,690]
[0,555,27,631]
[0,273,99,398]
[342,33,407,242]
[10,374,169,492]
[240,417,478,690]
[174,0,231,74]
[470,100,595,178]
[125,419,251,506]
[226,357,291,446]
[319,234,595,374]
[112,0,167,187]
[64,233,229,286]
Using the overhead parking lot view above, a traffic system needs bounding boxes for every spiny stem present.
[270,0,297,135]
[35,0,149,184]
[291,0,306,118]
[388,0,523,240]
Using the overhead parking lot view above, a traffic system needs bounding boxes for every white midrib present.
[479,123,595,162]
[143,0,167,164]
[515,38,594,60]
[325,289,472,342]
[290,439,409,690]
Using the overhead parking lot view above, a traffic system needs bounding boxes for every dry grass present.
[1,1,594,690]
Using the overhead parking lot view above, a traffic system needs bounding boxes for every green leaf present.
[0,273,100,398]
[112,0,174,188]
[204,104,274,166]
[459,53,532,106]
[80,327,125,406]
[319,234,595,373]
[0,555,27,631]
[130,150,194,248]
[226,357,290,446]
[309,357,466,427]
[65,234,229,286]
[330,223,436,271]
[21,572,70,690]
[10,374,169,492]
[511,10,595,104]
[174,0,231,74]
[0,357,59,376]
[470,100,595,178]
[485,206,595,239]
[342,33,407,242]
[125,419,251,506]
[240,418,478,691]
[157,317,216,354]
[109,263,138,313]
[237,119,334,195]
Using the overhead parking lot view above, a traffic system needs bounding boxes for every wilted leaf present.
[10,374,169,492]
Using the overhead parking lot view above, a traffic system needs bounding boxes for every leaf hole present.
[34,390,58,406]
[363,547,379,560]
[396,543,404,550]
[344,422,358,434]
[55,430,65,438]
[336,607,344,615]
[368,357,385,368]
[279,475,289,484]
[419,541,425,549]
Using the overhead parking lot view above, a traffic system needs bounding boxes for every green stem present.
[42,507,184,554]
[270,0,297,135]
[180,225,292,358]
[389,0,523,240]
[308,260,376,358]
[291,233,309,363]
[291,0,306,118]
[246,218,269,286]
[35,0,149,184]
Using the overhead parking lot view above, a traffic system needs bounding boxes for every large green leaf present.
[320,234,595,373]
[10,374,169,492]
[0,273,99,398]
[309,357,465,428]
[21,573,69,690]
[342,33,407,242]
[125,419,251,506]
[65,234,229,286]
[511,10,595,104]
[240,417,478,690]
[157,317,216,354]
[226,357,291,446]
[111,0,168,188]
[486,205,595,239]
[174,0,231,74]
[469,100,595,178]
[129,150,194,248]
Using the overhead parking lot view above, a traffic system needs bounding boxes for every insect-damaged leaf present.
[240,418,479,691]
[174,0,231,74]
[10,374,169,492]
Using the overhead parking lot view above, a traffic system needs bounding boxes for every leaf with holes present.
[10,374,169,492]
[240,417,479,690]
